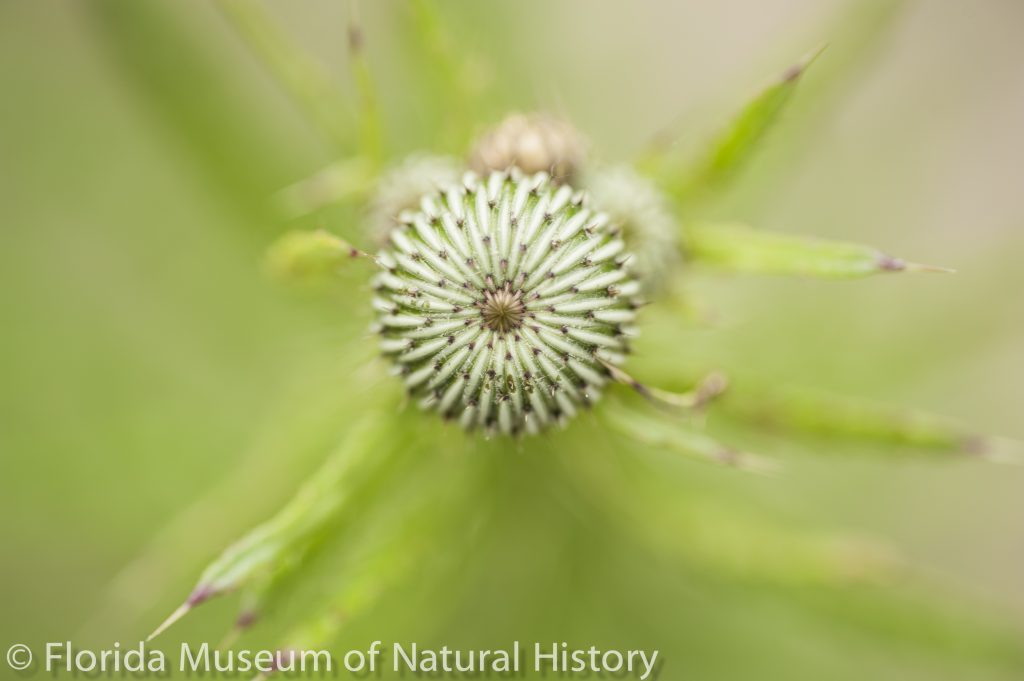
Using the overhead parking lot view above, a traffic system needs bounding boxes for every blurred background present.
[1,1,1022,679]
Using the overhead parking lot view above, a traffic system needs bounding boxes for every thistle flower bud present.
[367,154,461,245]
[586,166,681,293]
[468,113,587,183]
[373,171,641,436]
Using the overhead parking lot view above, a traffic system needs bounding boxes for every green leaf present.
[723,387,998,458]
[728,0,909,206]
[603,403,776,474]
[271,493,451,650]
[195,420,381,587]
[265,229,376,281]
[654,47,824,201]
[147,411,404,640]
[226,481,430,643]
[573,435,899,586]
[685,222,951,278]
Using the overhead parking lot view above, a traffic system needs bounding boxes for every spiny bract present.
[366,154,461,246]
[373,170,642,436]
[586,165,681,294]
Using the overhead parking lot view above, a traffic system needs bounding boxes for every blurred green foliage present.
[2,2,1023,680]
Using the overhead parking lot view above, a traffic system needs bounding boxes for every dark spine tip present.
[187,585,215,607]
[783,45,826,82]
[961,435,989,457]
[782,63,804,82]
[235,610,258,630]
[347,25,364,53]
[878,255,906,272]
[716,448,742,467]
[632,381,652,399]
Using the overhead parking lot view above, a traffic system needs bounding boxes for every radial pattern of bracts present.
[372,170,643,436]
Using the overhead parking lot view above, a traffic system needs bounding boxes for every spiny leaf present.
[602,361,729,410]
[724,0,909,208]
[723,387,1005,459]
[603,402,776,474]
[661,501,899,587]
[270,509,437,653]
[685,222,952,278]
[253,451,486,654]
[698,46,824,186]
[148,413,401,640]
[190,417,391,596]
[654,46,824,201]
[76,354,382,638]
[217,417,478,647]
[223,495,422,646]
[574,444,899,587]
[265,229,376,281]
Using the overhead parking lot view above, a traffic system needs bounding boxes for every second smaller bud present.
[469,112,587,184]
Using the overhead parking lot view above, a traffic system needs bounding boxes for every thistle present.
[374,170,639,435]
[91,3,1023,677]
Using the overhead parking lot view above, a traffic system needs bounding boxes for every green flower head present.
[373,170,641,436]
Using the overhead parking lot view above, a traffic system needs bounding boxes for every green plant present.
[86,2,1021,678]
